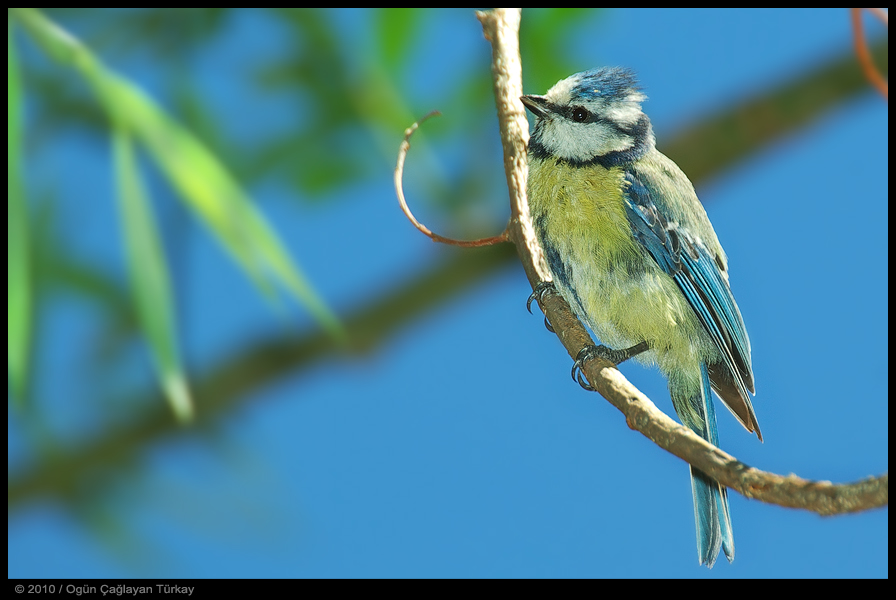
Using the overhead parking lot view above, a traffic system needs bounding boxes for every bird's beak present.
[521,94,550,118]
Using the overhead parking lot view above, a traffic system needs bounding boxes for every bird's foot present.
[571,341,650,391]
[527,281,557,333]
[526,281,556,314]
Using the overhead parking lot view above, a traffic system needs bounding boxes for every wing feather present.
[623,168,760,437]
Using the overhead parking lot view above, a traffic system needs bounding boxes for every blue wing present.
[623,168,760,438]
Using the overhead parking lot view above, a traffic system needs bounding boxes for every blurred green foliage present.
[8,19,31,403]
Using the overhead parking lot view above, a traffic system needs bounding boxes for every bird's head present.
[522,67,655,167]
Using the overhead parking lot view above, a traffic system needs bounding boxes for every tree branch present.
[475,8,886,516]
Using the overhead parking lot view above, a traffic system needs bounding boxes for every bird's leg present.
[527,281,557,333]
[572,341,650,391]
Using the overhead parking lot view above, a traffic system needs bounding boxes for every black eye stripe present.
[570,107,639,138]
[538,101,641,140]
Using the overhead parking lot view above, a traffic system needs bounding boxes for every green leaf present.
[11,8,345,342]
[109,80,345,340]
[8,20,31,403]
[113,127,193,422]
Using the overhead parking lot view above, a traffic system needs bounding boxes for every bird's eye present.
[571,107,589,122]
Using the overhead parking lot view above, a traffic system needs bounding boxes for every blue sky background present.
[8,8,888,578]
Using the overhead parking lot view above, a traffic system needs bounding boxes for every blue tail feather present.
[672,363,734,567]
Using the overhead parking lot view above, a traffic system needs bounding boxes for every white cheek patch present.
[541,119,632,161]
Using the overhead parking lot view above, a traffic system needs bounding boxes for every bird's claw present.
[571,345,601,391]
[526,281,557,315]
[571,342,650,392]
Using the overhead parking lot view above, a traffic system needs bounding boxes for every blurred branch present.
[477,8,886,516]
[7,243,516,510]
[663,36,887,183]
[8,19,888,514]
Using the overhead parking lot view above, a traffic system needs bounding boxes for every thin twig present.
[395,111,510,247]
[851,8,888,100]
[475,8,887,516]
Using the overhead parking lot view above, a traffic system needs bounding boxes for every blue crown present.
[570,67,641,101]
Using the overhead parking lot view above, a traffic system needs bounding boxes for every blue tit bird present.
[521,67,760,568]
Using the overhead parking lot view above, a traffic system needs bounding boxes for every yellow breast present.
[527,158,639,266]
[526,156,710,373]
